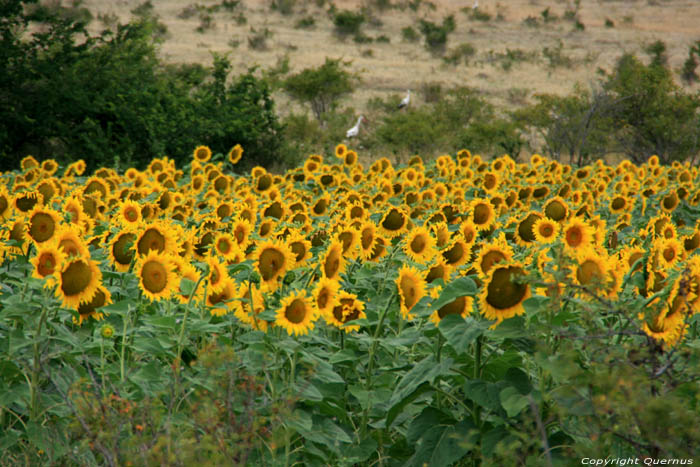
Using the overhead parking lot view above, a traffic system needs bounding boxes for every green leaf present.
[500,386,529,417]
[438,315,489,354]
[431,276,477,311]
[522,296,550,315]
[487,315,526,339]
[295,379,324,402]
[385,382,432,427]
[178,277,197,297]
[102,299,137,314]
[505,367,532,395]
[286,408,312,434]
[406,407,452,444]
[405,418,476,467]
[390,356,452,405]
[344,437,378,463]
[464,380,506,412]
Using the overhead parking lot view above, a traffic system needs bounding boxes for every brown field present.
[83,0,700,117]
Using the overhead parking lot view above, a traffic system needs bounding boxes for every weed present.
[271,0,295,15]
[443,42,476,66]
[248,27,273,50]
[375,34,390,43]
[523,16,539,28]
[295,16,316,29]
[97,12,118,28]
[573,19,585,31]
[507,87,529,106]
[605,18,614,28]
[470,9,491,22]
[540,7,557,23]
[401,26,420,43]
[622,15,634,24]
[362,49,374,58]
[420,82,443,103]
[333,10,365,37]
[177,4,199,20]
[543,41,573,69]
[196,13,215,33]
[418,15,456,54]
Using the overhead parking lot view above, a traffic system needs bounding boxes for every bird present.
[472,0,479,10]
[398,89,411,109]
[346,115,364,138]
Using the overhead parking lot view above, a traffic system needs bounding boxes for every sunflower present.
[442,238,471,269]
[275,290,318,336]
[459,219,478,246]
[431,222,451,249]
[115,199,142,227]
[356,221,377,261]
[660,191,679,213]
[335,227,360,260]
[321,239,346,280]
[233,282,268,330]
[174,261,203,305]
[683,229,700,255]
[562,217,594,256]
[228,144,243,164]
[213,232,241,262]
[379,206,409,238]
[335,143,347,159]
[396,265,427,320]
[543,196,569,222]
[479,262,531,326]
[56,257,102,310]
[26,205,61,245]
[326,291,366,333]
[654,237,683,268]
[136,250,178,302]
[369,235,388,262]
[404,225,436,264]
[573,249,610,290]
[75,285,112,325]
[425,260,452,284]
[31,241,66,281]
[470,198,496,231]
[515,212,543,246]
[532,218,560,244]
[108,230,137,272]
[255,239,294,290]
[475,235,513,278]
[313,277,340,316]
[206,279,237,316]
[230,217,253,251]
[193,145,212,163]
[206,255,230,294]
[0,189,13,220]
[429,295,474,326]
[55,225,90,259]
[287,231,312,266]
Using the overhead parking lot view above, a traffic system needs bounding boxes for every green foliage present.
[604,53,700,163]
[418,15,455,53]
[294,15,316,29]
[542,40,573,68]
[681,41,700,84]
[248,26,273,50]
[270,0,296,15]
[401,25,420,42]
[646,39,668,67]
[0,3,283,172]
[283,58,357,122]
[332,9,365,37]
[443,42,476,66]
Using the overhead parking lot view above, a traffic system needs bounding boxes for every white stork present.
[472,0,478,10]
[346,115,364,138]
[398,89,411,109]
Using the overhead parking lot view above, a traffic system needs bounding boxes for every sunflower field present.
[1,145,700,466]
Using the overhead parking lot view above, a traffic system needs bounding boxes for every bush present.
[283,58,357,122]
[333,10,365,37]
[0,5,283,171]
[418,15,455,53]
[401,25,420,43]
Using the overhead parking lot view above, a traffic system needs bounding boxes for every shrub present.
[401,26,420,43]
[333,10,365,37]
[283,57,357,122]
[295,16,315,29]
[418,15,455,53]
[248,26,273,50]
[443,42,476,66]
[681,41,700,84]
[270,0,295,15]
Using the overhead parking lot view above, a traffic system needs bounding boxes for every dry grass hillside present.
[82,0,700,117]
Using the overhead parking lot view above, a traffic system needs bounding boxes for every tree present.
[283,58,357,123]
[604,53,700,164]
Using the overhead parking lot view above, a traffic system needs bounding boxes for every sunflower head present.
[193,145,212,163]
[56,257,102,310]
[136,250,178,302]
[479,262,530,326]
[562,217,593,254]
[327,291,365,333]
[380,206,409,237]
[276,290,318,336]
[532,218,560,244]
[322,239,346,280]
[228,144,243,164]
[255,239,294,289]
[27,206,61,245]
[404,225,436,264]
[430,295,474,326]
[396,265,427,320]
[76,285,112,325]
[31,241,66,280]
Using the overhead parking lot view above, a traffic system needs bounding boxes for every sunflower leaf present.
[431,276,477,311]
[438,315,489,354]
[499,386,529,417]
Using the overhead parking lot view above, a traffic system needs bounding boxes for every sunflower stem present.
[100,337,106,400]
[361,290,396,438]
[120,306,130,383]
[30,305,49,422]
[176,274,204,379]
[284,351,298,467]
[473,336,482,428]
